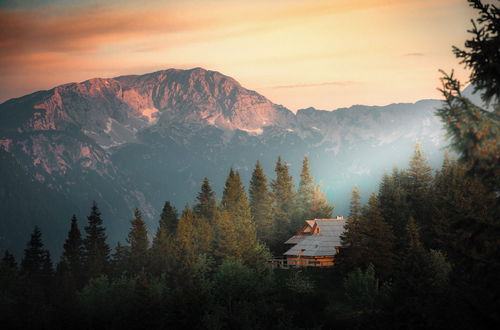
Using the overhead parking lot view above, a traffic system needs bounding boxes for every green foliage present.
[151,203,177,277]
[453,0,500,105]
[84,201,110,279]
[126,208,149,274]
[249,161,274,245]
[221,168,258,262]
[21,226,49,282]
[194,178,217,223]
[342,264,391,314]
[58,215,85,288]
[157,201,179,235]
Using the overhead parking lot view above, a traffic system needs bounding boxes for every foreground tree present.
[194,178,217,223]
[221,169,258,260]
[58,215,85,289]
[21,226,46,280]
[84,201,110,279]
[151,202,178,276]
[127,208,149,274]
[249,161,274,245]
[436,1,500,327]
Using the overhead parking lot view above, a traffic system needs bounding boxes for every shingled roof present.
[283,218,346,257]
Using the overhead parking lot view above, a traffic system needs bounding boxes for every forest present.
[1,0,499,329]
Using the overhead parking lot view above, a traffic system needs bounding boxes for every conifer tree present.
[249,161,274,245]
[110,242,130,277]
[41,250,54,282]
[59,215,84,278]
[2,250,17,269]
[127,208,149,273]
[175,205,198,270]
[222,169,258,260]
[406,143,434,244]
[339,185,363,270]
[151,202,178,276]
[308,185,334,219]
[271,157,296,218]
[213,208,239,260]
[270,157,296,251]
[297,156,315,213]
[194,178,217,223]
[158,201,179,234]
[21,226,46,279]
[84,201,110,279]
[379,168,411,248]
[358,193,396,279]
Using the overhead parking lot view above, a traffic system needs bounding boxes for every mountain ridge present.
[0,67,449,257]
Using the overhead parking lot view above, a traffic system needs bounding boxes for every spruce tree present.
[213,208,239,260]
[297,156,315,214]
[358,193,396,279]
[151,202,178,276]
[110,242,130,277]
[175,205,198,270]
[2,250,17,269]
[158,201,179,234]
[308,185,334,219]
[249,161,274,245]
[194,178,217,223]
[271,157,296,218]
[59,215,84,284]
[84,201,110,279]
[339,185,363,270]
[222,168,258,260]
[21,226,45,279]
[406,143,434,244]
[270,157,296,251]
[379,168,411,249]
[127,208,149,273]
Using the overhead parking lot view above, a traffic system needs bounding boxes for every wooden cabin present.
[283,217,346,267]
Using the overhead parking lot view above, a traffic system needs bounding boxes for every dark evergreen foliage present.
[194,178,217,223]
[84,201,110,279]
[249,161,274,245]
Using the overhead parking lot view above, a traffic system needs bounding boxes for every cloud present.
[268,81,360,89]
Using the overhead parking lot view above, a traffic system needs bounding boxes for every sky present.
[0,0,476,110]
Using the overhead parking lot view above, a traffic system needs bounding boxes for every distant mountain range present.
[0,67,452,256]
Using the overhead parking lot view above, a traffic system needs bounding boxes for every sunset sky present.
[0,0,475,110]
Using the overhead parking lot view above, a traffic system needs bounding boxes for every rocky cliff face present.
[0,67,448,256]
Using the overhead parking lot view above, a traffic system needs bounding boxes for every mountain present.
[0,67,449,256]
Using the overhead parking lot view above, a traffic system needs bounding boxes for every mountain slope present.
[0,68,448,256]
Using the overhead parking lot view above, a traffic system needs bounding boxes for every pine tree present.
[213,208,239,260]
[297,156,315,214]
[110,242,130,277]
[59,215,85,285]
[194,178,217,223]
[249,161,274,245]
[158,201,179,234]
[84,201,110,279]
[175,205,199,271]
[406,143,434,244]
[222,168,258,260]
[358,193,396,279]
[271,157,296,218]
[339,185,363,270]
[21,226,46,279]
[308,184,334,219]
[270,157,296,251]
[127,208,149,273]
[151,202,178,276]
[2,250,17,269]
[379,168,411,248]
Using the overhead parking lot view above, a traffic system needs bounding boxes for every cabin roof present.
[283,218,346,257]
